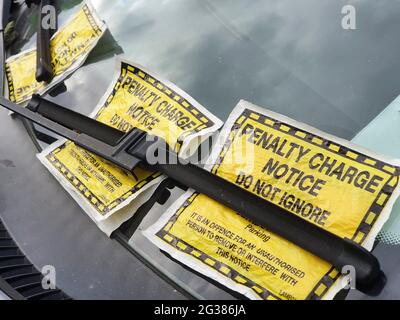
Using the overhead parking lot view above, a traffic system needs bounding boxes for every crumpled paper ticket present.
[5,0,106,104]
[144,100,400,300]
[38,58,223,234]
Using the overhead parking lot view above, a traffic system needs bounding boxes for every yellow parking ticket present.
[38,58,222,225]
[144,100,400,300]
[5,0,106,104]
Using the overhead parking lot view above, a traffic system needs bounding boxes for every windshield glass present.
[7,0,400,299]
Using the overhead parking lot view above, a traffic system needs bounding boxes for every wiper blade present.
[0,95,387,296]
[35,0,56,82]
[0,0,13,95]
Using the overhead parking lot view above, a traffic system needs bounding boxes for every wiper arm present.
[0,94,387,296]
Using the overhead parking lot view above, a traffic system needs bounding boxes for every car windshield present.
[4,0,400,299]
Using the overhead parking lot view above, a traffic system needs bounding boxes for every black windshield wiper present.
[0,94,387,296]
[35,0,56,82]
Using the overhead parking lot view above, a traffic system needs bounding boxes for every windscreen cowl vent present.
[0,219,72,300]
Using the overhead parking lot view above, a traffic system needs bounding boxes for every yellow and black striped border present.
[94,62,215,153]
[5,61,16,103]
[45,57,217,215]
[306,268,342,300]
[5,50,41,103]
[47,142,162,215]
[155,108,399,300]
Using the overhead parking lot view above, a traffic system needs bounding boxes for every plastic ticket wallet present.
[5,0,106,104]
[144,100,400,300]
[38,57,223,234]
